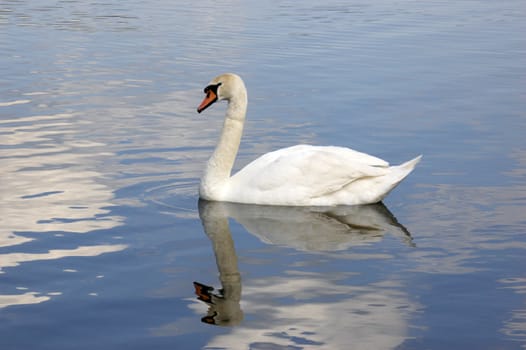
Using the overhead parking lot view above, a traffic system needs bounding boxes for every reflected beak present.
[193,281,214,303]
[197,90,218,113]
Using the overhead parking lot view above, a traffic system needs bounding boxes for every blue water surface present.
[1,0,525,349]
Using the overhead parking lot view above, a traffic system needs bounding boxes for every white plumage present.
[197,73,421,206]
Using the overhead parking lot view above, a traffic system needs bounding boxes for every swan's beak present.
[197,90,218,113]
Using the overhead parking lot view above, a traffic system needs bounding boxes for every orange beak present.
[197,90,218,113]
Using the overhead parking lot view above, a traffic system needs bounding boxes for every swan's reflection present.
[194,200,414,326]
[201,200,413,252]
[194,200,243,326]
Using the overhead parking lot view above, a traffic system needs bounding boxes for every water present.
[1,0,525,349]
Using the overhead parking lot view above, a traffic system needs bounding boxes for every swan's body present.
[197,73,421,206]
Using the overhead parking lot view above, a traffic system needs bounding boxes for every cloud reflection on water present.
[499,277,526,345]
[0,111,123,247]
[406,181,526,274]
[0,106,127,307]
[0,244,127,273]
[0,292,50,309]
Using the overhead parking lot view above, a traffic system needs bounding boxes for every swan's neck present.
[201,94,247,200]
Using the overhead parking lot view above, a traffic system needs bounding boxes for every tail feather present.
[399,155,423,171]
[390,155,422,183]
[375,155,422,202]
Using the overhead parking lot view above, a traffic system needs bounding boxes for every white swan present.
[197,73,421,206]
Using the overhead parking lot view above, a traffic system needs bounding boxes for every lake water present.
[1,0,526,349]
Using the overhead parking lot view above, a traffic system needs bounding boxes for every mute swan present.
[197,73,421,206]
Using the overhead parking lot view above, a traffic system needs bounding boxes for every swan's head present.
[197,73,246,114]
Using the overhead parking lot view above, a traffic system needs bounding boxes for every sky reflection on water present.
[1,0,526,349]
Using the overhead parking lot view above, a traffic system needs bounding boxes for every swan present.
[197,73,421,206]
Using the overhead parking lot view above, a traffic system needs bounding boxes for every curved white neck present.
[200,92,247,200]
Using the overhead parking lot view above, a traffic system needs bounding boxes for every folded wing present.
[229,145,390,203]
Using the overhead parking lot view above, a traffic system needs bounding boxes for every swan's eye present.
[203,82,222,94]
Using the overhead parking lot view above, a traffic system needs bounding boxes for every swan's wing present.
[230,145,390,200]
